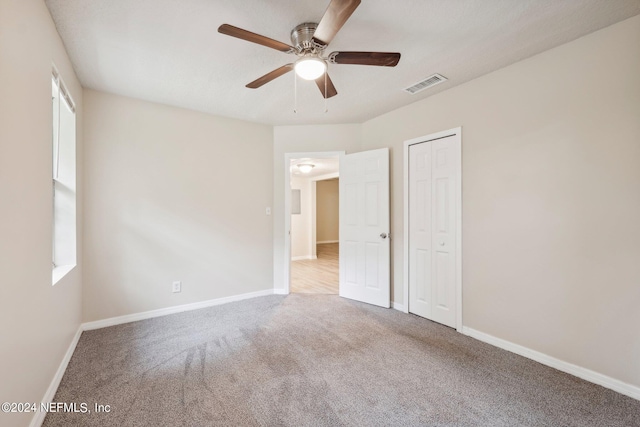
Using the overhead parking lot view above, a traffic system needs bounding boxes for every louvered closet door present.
[409,135,459,328]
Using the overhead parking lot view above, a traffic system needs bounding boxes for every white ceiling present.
[45,0,640,126]
[290,157,339,179]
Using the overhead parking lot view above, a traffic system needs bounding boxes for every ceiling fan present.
[217,0,401,99]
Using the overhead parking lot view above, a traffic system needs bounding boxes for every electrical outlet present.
[172,281,181,293]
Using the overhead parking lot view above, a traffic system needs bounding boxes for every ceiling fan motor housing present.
[291,23,324,53]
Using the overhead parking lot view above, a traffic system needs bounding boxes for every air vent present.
[403,74,447,94]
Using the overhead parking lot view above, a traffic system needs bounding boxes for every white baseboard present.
[462,327,640,401]
[31,289,278,426]
[317,240,338,244]
[392,302,406,312]
[291,255,317,261]
[82,289,274,331]
[273,289,288,295]
[30,326,83,427]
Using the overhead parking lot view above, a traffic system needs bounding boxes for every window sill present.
[52,264,75,286]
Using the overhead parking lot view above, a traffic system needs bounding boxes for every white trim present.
[455,128,463,332]
[291,255,317,261]
[82,289,274,330]
[403,127,463,330]
[317,240,339,244]
[52,264,75,286]
[403,140,410,315]
[392,302,406,312]
[311,181,317,258]
[51,64,76,113]
[283,151,344,295]
[30,326,83,427]
[462,327,640,401]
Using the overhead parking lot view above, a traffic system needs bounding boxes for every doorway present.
[287,154,340,294]
[283,148,391,308]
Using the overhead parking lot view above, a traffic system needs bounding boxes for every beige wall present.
[290,176,313,259]
[0,1,83,426]
[273,124,362,291]
[82,90,273,322]
[361,16,640,388]
[1,4,637,420]
[316,179,339,243]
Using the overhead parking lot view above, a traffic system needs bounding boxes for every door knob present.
[380,233,388,239]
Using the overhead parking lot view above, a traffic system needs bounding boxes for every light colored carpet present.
[44,294,640,426]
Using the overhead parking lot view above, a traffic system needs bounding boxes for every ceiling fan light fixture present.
[294,57,326,80]
[298,163,315,173]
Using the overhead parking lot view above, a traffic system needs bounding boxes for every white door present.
[408,135,459,327]
[339,148,390,308]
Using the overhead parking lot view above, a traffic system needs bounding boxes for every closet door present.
[409,135,459,328]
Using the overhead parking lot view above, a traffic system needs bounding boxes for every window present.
[52,68,77,285]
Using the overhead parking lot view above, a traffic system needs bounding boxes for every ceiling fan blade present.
[329,51,401,66]
[218,24,294,53]
[315,73,338,98]
[312,0,361,46]
[246,64,294,89]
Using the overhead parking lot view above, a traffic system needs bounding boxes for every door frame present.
[403,127,463,331]
[283,151,344,294]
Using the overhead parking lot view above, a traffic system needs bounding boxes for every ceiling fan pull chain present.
[293,70,297,113]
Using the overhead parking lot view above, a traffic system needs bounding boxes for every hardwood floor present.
[291,243,338,294]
